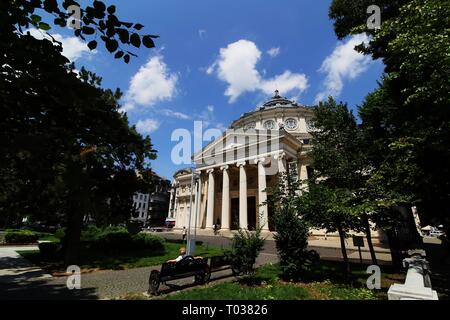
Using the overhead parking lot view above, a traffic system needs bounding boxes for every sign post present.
[352,235,365,264]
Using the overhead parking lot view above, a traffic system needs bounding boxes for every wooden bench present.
[148,256,209,295]
[206,255,237,282]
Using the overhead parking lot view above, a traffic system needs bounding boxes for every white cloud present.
[195,105,226,131]
[260,71,308,96]
[123,55,178,112]
[26,28,93,61]
[267,47,280,58]
[207,40,308,103]
[161,109,191,120]
[315,34,372,103]
[136,119,160,134]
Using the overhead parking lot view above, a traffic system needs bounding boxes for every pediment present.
[193,129,303,167]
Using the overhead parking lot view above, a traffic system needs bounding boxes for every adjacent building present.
[131,172,171,227]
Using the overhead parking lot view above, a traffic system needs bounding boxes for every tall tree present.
[300,98,374,272]
[330,0,450,239]
[0,1,159,264]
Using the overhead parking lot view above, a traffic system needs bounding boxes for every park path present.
[0,245,51,284]
[0,245,278,300]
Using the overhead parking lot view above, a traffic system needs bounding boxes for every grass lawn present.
[164,281,378,300]
[159,262,405,300]
[17,241,223,274]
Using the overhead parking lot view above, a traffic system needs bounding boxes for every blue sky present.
[44,0,384,179]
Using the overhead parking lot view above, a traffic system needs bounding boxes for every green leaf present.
[121,21,133,28]
[114,51,124,59]
[124,54,130,64]
[93,1,106,12]
[117,29,129,43]
[130,33,141,48]
[54,17,66,27]
[107,5,116,14]
[38,22,51,31]
[142,35,155,48]
[31,14,42,24]
[105,39,119,53]
[134,23,144,30]
[88,40,98,50]
[82,26,96,35]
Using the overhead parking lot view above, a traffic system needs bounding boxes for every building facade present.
[132,193,150,224]
[168,91,384,242]
[168,91,313,230]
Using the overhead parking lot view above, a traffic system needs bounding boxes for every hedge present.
[38,242,62,261]
[132,233,165,253]
[5,230,39,244]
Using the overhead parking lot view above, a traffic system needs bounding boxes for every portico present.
[185,128,303,232]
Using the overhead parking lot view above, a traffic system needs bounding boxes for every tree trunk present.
[386,229,402,269]
[337,224,350,275]
[363,213,378,265]
[3,213,10,229]
[64,202,83,266]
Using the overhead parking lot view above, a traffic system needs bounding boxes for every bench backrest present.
[209,255,232,269]
[160,256,207,277]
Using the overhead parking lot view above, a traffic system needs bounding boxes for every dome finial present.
[274,89,280,98]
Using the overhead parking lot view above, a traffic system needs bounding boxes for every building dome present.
[230,90,313,140]
[258,90,299,110]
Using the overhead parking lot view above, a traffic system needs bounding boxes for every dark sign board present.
[352,235,365,247]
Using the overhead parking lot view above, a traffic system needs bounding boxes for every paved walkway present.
[0,246,52,284]
[0,245,277,300]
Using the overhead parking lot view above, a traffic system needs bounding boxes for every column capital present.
[220,165,229,171]
[253,157,266,165]
[275,152,287,160]
[237,161,246,167]
[207,168,215,174]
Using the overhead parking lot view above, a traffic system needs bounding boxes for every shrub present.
[132,233,165,253]
[274,202,320,281]
[54,227,66,240]
[126,221,142,235]
[92,227,133,252]
[225,227,265,276]
[81,225,102,243]
[39,242,62,261]
[5,230,39,244]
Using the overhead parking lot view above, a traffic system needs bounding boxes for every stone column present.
[238,162,248,230]
[221,165,230,230]
[173,186,178,218]
[195,173,202,227]
[205,169,215,229]
[277,152,288,191]
[255,158,269,231]
[168,187,175,218]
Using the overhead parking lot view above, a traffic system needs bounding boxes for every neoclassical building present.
[167,91,316,232]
